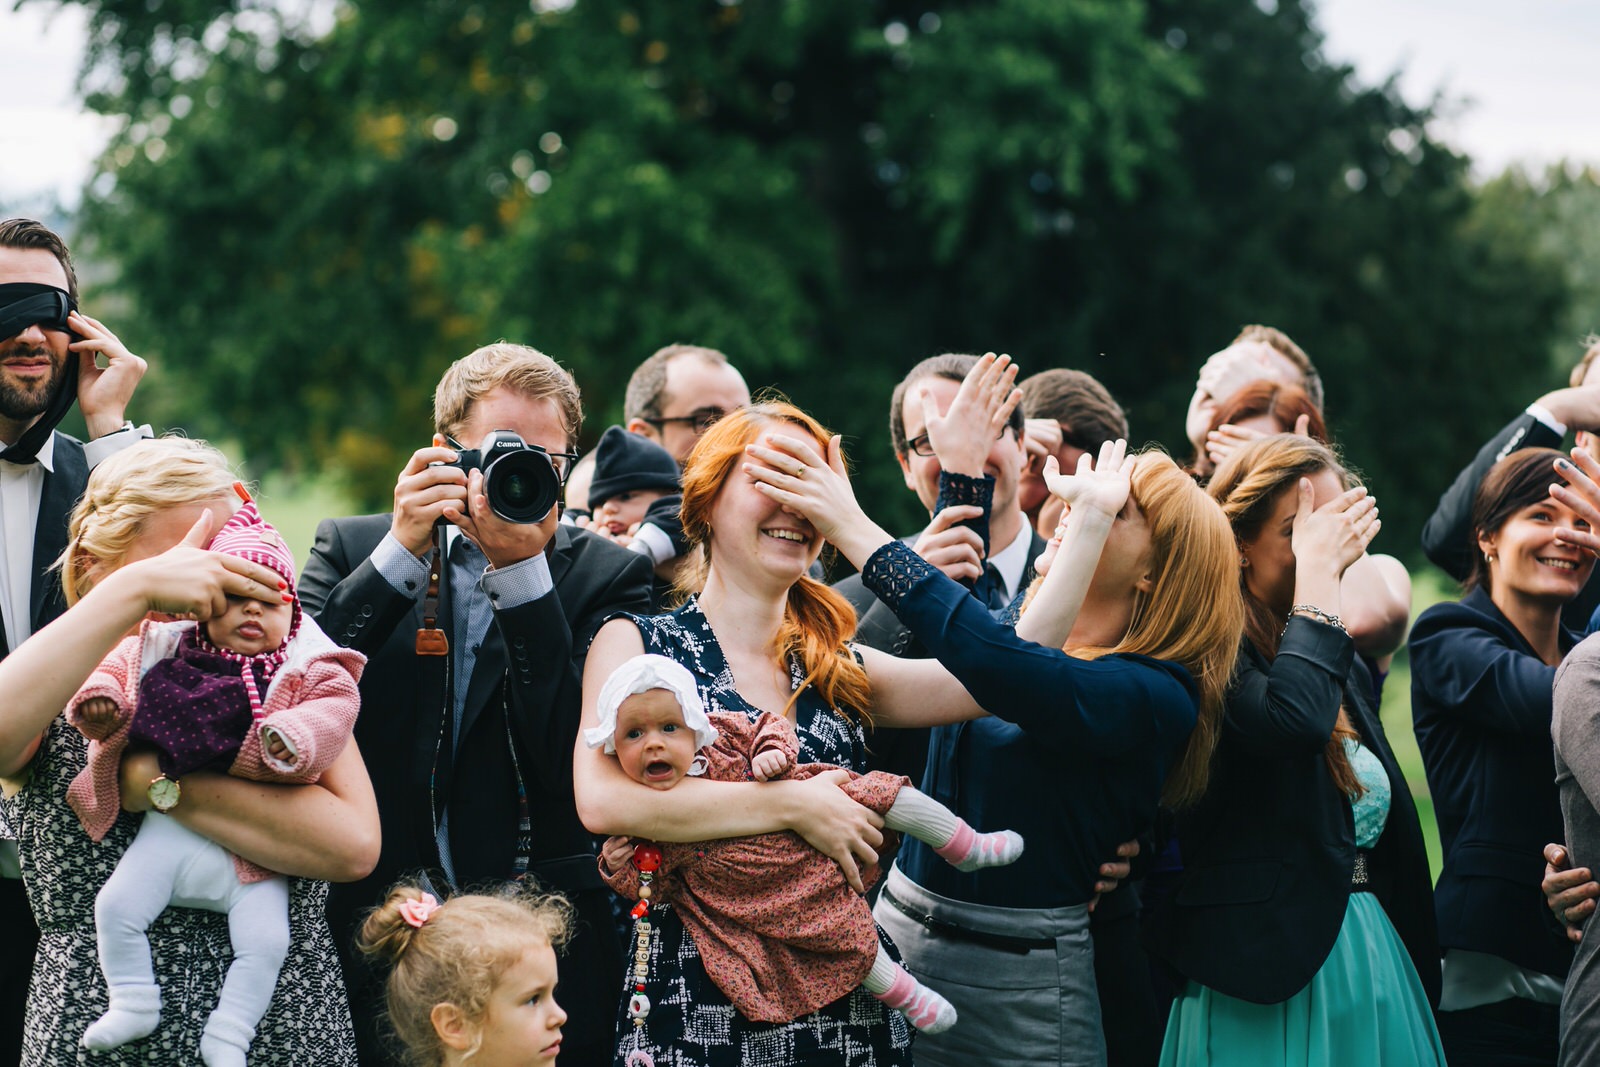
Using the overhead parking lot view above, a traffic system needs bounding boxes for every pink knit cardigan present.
[65,615,365,884]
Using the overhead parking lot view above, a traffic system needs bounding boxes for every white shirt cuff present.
[482,551,554,610]
[372,532,431,599]
[83,423,153,469]
[629,523,678,566]
[1527,403,1567,438]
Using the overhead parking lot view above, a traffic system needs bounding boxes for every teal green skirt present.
[1159,894,1445,1067]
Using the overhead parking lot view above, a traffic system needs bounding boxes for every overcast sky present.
[4,0,1597,208]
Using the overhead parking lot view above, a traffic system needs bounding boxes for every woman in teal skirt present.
[1144,435,1444,1065]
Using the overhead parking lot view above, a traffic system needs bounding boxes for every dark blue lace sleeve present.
[933,471,994,558]
[859,539,936,613]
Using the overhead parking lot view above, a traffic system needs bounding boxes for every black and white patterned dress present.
[0,718,356,1065]
[614,598,914,1066]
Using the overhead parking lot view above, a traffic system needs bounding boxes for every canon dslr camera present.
[441,431,563,523]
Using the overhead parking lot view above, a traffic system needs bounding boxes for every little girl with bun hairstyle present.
[357,883,573,1067]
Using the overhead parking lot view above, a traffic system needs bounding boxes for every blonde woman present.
[0,438,378,1063]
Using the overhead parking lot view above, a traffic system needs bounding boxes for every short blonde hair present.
[433,343,581,448]
[61,438,242,605]
[357,884,574,1067]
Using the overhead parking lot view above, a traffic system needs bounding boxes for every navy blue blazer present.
[1143,618,1440,1006]
[1410,585,1576,978]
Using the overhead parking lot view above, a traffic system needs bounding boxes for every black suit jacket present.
[1410,587,1575,978]
[299,516,653,1067]
[1421,411,1599,629]
[11,431,87,652]
[1142,618,1441,1007]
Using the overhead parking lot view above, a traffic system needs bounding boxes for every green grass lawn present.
[1378,565,1460,883]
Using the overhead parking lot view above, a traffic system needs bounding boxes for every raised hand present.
[121,510,288,621]
[920,352,1022,477]
[1552,450,1600,556]
[1291,480,1379,580]
[70,311,149,439]
[745,432,894,568]
[1041,438,1131,523]
[390,435,469,556]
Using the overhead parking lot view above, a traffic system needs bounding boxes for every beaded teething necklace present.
[625,842,664,1067]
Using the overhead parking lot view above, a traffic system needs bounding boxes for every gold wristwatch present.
[147,774,181,813]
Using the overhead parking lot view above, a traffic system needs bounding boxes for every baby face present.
[205,593,292,656]
[593,487,670,539]
[613,688,699,791]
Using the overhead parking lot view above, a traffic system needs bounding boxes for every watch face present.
[148,777,180,812]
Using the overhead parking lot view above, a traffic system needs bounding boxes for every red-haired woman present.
[577,366,1241,1065]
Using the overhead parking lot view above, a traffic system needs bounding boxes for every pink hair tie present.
[398,893,441,929]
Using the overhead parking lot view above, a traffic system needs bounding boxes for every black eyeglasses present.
[644,408,729,435]
[906,425,1012,459]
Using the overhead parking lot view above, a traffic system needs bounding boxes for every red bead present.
[633,843,664,872]
[630,900,649,919]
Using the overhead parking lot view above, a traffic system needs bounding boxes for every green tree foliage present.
[1474,163,1600,373]
[52,0,1568,555]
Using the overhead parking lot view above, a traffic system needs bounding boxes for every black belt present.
[880,886,1055,955]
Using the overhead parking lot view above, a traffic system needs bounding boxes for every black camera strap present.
[415,525,450,656]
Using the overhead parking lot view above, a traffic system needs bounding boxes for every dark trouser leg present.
[1436,998,1560,1067]
[0,877,39,1067]
[1091,882,1159,1067]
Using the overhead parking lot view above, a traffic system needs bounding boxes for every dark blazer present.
[1410,586,1576,979]
[1143,618,1441,1007]
[299,516,653,1067]
[1421,411,1598,629]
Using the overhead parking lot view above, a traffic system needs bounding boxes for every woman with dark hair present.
[1410,446,1590,1066]
[1147,434,1443,1066]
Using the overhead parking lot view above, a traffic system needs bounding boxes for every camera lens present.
[483,450,559,523]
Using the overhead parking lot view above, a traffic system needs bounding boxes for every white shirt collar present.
[0,431,55,473]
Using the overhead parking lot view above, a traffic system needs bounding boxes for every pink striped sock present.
[874,966,957,1033]
[934,822,1024,872]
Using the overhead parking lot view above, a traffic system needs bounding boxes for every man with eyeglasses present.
[300,342,653,1066]
[834,353,1044,779]
[623,343,751,465]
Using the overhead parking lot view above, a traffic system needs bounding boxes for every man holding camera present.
[300,342,652,1067]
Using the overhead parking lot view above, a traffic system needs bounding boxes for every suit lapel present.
[455,526,575,747]
[32,433,84,631]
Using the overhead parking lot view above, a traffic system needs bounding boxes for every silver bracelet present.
[1284,603,1347,634]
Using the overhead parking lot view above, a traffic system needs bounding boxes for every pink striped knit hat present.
[207,501,300,634]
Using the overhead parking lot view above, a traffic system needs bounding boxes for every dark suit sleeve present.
[299,517,422,655]
[1421,412,1561,579]
[498,543,653,791]
[1409,604,1558,737]
[1223,618,1353,755]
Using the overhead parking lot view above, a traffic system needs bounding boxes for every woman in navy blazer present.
[1145,434,1443,1066]
[1410,446,1590,1066]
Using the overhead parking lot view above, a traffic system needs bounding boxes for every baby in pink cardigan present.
[589,654,1024,1035]
[64,502,364,1067]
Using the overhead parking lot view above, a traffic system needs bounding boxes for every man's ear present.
[896,452,917,494]
[626,418,660,443]
[431,1002,475,1052]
